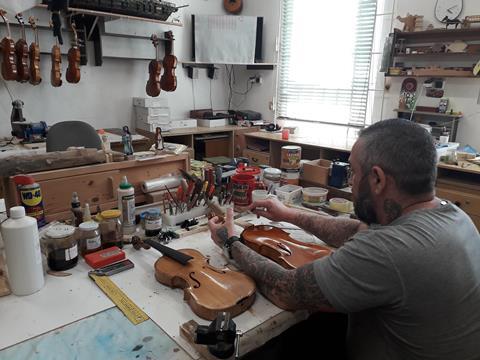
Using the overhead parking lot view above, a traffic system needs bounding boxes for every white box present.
[169,119,197,129]
[136,111,170,125]
[197,118,229,127]
[133,97,168,108]
[136,120,171,133]
[135,106,170,117]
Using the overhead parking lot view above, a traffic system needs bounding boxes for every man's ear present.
[370,165,387,195]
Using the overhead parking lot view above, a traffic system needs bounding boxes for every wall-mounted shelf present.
[386,73,478,78]
[36,4,183,26]
[394,109,463,118]
[181,61,277,79]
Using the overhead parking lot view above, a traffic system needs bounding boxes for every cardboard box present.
[135,120,171,133]
[169,119,197,129]
[302,159,332,185]
[135,105,170,118]
[133,97,168,108]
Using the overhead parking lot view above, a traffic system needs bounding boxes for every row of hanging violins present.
[0,10,81,87]
[146,31,177,97]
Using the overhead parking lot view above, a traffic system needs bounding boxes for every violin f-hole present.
[189,272,201,289]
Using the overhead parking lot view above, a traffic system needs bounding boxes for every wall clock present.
[435,0,463,22]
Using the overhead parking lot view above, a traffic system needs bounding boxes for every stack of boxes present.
[133,97,197,132]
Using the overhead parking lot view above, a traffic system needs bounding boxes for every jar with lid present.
[262,168,282,193]
[99,210,123,249]
[144,209,162,237]
[78,221,102,256]
[43,224,78,271]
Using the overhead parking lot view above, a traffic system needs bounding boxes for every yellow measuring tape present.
[89,274,149,325]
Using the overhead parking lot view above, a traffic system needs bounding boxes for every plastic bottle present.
[71,192,83,227]
[117,176,136,234]
[83,203,92,222]
[0,206,44,295]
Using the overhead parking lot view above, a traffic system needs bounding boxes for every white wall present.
[0,0,233,137]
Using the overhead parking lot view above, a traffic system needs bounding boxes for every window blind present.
[278,0,378,126]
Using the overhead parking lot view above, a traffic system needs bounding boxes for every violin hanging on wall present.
[0,10,18,81]
[28,16,41,85]
[146,34,161,97]
[66,22,81,84]
[14,13,29,83]
[132,236,256,320]
[241,225,332,269]
[160,31,177,92]
[224,0,243,14]
[50,22,62,87]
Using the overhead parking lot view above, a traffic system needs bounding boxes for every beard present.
[353,175,378,225]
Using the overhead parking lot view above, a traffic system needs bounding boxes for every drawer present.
[243,149,270,166]
[436,187,480,216]
[39,170,122,215]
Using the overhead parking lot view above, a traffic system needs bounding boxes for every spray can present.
[0,206,45,295]
[117,176,136,234]
[13,175,46,227]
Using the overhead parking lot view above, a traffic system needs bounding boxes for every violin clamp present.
[195,312,239,359]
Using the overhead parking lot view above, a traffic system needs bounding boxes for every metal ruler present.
[89,274,149,325]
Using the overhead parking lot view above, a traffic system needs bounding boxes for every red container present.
[85,246,125,269]
[236,164,261,179]
[282,128,290,140]
[232,174,264,207]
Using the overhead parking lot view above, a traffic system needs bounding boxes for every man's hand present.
[208,207,236,248]
[248,197,294,222]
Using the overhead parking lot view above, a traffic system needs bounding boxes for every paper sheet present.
[194,15,257,64]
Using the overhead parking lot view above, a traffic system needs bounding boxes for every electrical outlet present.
[249,75,263,85]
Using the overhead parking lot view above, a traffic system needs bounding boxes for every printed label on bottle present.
[86,236,101,250]
[65,245,78,261]
[145,219,162,231]
[122,195,136,225]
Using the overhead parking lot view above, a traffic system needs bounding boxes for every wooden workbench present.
[0,214,310,359]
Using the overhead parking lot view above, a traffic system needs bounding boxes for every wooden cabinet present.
[243,149,270,166]
[6,154,188,223]
[234,127,260,158]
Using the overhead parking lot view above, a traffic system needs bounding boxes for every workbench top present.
[0,214,313,359]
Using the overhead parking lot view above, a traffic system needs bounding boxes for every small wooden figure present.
[442,16,461,29]
[396,14,419,32]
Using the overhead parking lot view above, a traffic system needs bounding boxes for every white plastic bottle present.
[1,206,44,295]
[118,176,136,234]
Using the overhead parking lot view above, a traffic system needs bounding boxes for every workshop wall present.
[0,0,231,138]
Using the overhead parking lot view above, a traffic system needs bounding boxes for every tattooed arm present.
[251,198,366,248]
[230,241,335,312]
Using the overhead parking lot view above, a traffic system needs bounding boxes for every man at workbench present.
[208,118,480,360]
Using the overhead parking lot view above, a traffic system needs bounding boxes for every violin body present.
[160,54,177,92]
[241,225,332,269]
[51,44,62,87]
[29,42,41,85]
[66,46,81,83]
[224,0,243,14]
[1,37,17,81]
[154,248,256,320]
[146,59,161,97]
[15,39,29,83]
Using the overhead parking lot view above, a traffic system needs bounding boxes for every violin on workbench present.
[160,31,177,92]
[14,14,29,83]
[132,236,256,320]
[146,34,161,97]
[0,10,18,81]
[66,22,81,84]
[241,225,332,269]
[50,22,62,87]
[28,16,41,85]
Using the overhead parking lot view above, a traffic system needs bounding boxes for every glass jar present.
[144,209,162,237]
[99,210,123,249]
[78,221,102,256]
[43,224,78,271]
[263,167,282,193]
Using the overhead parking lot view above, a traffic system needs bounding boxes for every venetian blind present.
[277,0,378,126]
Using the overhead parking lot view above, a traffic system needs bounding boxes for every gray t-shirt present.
[314,202,480,360]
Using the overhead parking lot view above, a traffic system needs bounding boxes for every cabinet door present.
[234,127,260,158]
[436,187,480,217]
[39,170,121,221]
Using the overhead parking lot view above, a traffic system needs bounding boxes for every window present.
[277,0,378,127]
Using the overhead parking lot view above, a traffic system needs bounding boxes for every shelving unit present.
[181,61,277,79]
[394,108,461,141]
[385,28,480,78]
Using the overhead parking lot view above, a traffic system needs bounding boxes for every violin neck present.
[144,239,193,265]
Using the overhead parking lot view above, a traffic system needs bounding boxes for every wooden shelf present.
[394,28,480,41]
[394,109,463,118]
[386,73,478,78]
[394,52,480,58]
[36,4,183,26]
[181,62,276,79]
